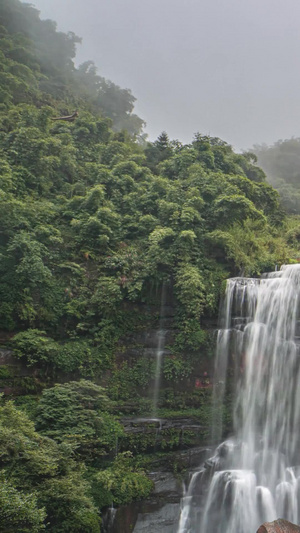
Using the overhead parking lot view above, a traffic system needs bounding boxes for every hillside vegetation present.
[255,139,300,215]
[0,1,296,531]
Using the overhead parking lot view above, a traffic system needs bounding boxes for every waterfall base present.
[177,265,300,533]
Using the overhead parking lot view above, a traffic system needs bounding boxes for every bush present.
[94,452,153,506]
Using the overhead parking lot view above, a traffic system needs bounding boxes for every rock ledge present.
[257,519,300,533]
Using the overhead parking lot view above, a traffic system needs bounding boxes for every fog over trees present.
[32,0,300,149]
[1,1,300,531]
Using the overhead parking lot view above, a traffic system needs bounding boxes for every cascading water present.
[178,264,300,533]
[152,281,167,418]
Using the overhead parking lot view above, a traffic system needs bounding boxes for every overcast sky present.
[32,0,300,150]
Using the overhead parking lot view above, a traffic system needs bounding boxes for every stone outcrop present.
[257,519,300,533]
[102,446,211,532]
[104,472,182,533]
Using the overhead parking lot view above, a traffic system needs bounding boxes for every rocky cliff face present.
[0,297,223,533]
[103,446,211,533]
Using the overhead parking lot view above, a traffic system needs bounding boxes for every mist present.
[32,0,300,149]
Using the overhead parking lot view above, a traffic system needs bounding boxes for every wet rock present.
[257,519,300,533]
[295,320,300,337]
[107,498,181,533]
[204,439,238,472]
[0,349,17,364]
[121,417,205,432]
[183,468,209,498]
[178,446,211,469]
[133,503,180,532]
[130,329,174,349]
[149,472,181,499]
[104,446,212,532]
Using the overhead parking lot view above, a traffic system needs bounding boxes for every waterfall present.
[152,281,167,418]
[178,264,300,533]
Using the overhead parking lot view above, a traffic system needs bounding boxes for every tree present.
[35,381,123,457]
[254,138,300,213]
[94,452,153,506]
[145,132,174,172]
[0,400,101,532]
[0,478,46,533]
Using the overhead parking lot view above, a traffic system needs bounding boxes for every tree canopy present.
[254,139,300,214]
[0,1,296,530]
[0,3,291,371]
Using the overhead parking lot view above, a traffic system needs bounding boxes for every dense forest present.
[254,139,300,215]
[0,1,299,531]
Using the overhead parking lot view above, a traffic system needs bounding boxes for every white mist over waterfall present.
[178,264,300,533]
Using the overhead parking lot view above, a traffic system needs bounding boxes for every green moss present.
[161,387,213,410]
[119,424,207,454]
[0,365,15,379]
[13,376,43,393]
[108,358,155,401]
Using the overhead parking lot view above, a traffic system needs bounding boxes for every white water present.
[178,264,300,533]
[152,282,167,418]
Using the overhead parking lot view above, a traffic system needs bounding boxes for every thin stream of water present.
[152,281,167,418]
[178,264,300,533]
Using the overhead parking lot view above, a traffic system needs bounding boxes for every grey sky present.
[32,0,300,150]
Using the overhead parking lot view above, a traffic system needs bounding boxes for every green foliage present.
[0,400,100,532]
[207,218,290,276]
[175,264,205,320]
[13,394,39,419]
[35,380,123,458]
[49,341,95,373]
[0,9,289,348]
[0,477,46,533]
[163,356,193,382]
[119,425,205,453]
[38,473,100,533]
[36,381,106,431]
[0,1,295,524]
[254,139,300,214]
[160,388,213,411]
[12,329,57,366]
[11,329,107,374]
[0,365,15,379]
[91,277,123,313]
[213,194,266,227]
[174,319,209,353]
[94,452,153,506]
[108,357,155,401]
